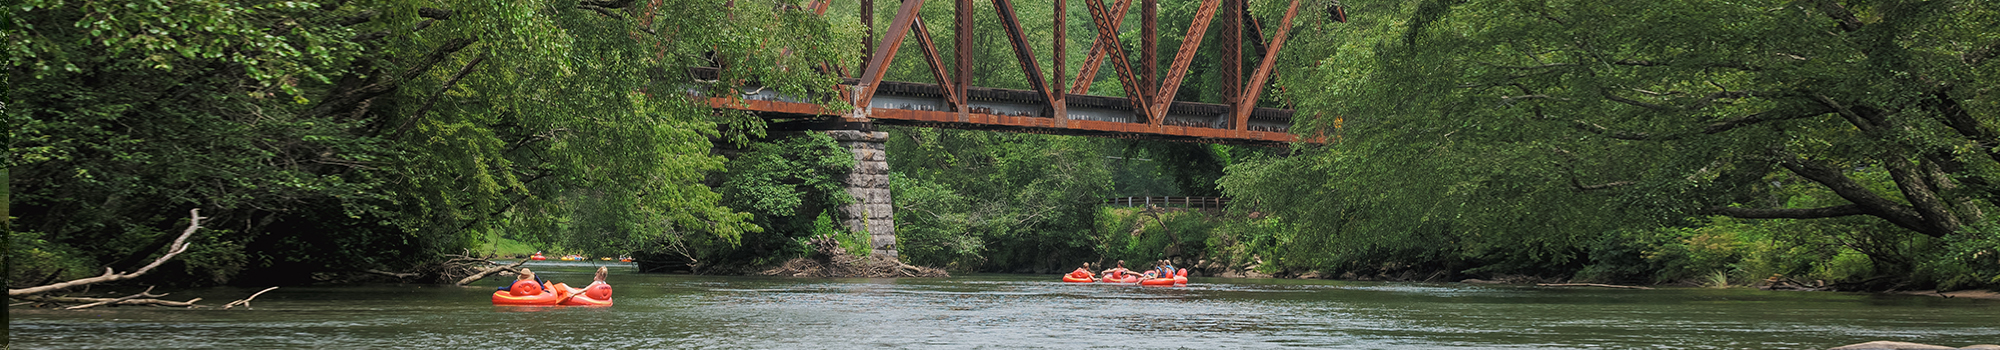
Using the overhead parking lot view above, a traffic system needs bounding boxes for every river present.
[10,261,1997,349]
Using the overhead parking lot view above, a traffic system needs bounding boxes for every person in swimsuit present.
[1100,260,1131,279]
[497,268,549,292]
[577,266,613,302]
[1069,262,1097,279]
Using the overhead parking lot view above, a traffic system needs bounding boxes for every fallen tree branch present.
[10,209,205,297]
[19,295,203,308]
[17,286,204,309]
[1537,283,1654,290]
[455,258,530,286]
[66,286,169,310]
[224,287,280,310]
[364,269,420,279]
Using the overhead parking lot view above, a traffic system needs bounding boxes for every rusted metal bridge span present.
[700,0,1338,258]
[705,0,1334,147]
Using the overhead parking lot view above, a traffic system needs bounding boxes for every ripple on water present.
[10,271,2000,350]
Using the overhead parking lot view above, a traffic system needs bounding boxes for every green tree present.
[1227,0,1999,282]
[888,127,1114,271]
[709,132,855,266]
[6,0,852,284]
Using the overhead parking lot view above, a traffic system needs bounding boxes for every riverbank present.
[1190,265,2000,301]
[1894,289,2000,300]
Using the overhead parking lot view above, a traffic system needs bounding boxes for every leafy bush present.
[892,173,985,269]
[1096,207,1218,267]
[813,211,871,257]
[1916,224,2000,291]
[709,132,854,266]
[6,231,100,288]
[884,128,1111,272]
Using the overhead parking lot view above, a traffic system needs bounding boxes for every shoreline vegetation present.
[9,0,1998,317]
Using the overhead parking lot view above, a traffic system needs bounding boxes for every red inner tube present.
[560,282,614,306]
[492,280,566,305]
[1100,275,1139,283]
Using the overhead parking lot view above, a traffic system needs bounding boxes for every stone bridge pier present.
[825,129,896,257]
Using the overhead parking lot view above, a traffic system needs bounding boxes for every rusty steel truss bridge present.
[703,0,1337,146]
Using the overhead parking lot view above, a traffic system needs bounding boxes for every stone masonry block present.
[869,203,896,217]
[844,174,888,188]
[854,161,890,175]
[852,148,884,162]
[824,130,887,142]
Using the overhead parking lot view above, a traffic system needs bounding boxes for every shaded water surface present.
[10,262,1998,349]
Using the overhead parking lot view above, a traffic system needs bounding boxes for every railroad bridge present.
[704,0,1334,258]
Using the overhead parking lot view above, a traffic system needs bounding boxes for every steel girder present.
[818,0,1322,137]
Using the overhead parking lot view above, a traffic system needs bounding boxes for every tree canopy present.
[1218,0,2000,285]
[6,0,852,284]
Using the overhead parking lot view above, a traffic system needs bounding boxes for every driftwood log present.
[224,287,280,310]
[21,296,202,306]
[9,209,211,309]
[10,209,205,297]
[62,286,176,310]
[454,258,530,286]
[15,288,204,308]
[1537,283,1655,290]
[759,235,947,278]
[364,269,421,279]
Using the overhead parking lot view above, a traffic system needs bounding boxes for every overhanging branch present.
[1711,204,1866,219]
[396,53,488,137]
[1602,88,1674,111]
[1777,155,1948,236]
[309,36,477,119]
[1538,99,1832,141]
[1700,103,1832,134]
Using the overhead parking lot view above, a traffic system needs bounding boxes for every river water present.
[10,261,1997,349]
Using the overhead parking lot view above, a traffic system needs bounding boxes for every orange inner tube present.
[560,282,614,306]
[492,280,569,305]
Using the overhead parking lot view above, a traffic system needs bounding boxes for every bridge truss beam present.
[746,0,1326,146]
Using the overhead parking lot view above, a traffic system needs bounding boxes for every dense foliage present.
[1212,0,2000,288]
[887,128,1116,271]
[6,0,851,286]
[708,132,855,266]
[10,0,1995,294]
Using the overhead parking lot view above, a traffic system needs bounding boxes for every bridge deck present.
[695,68,1304,146]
